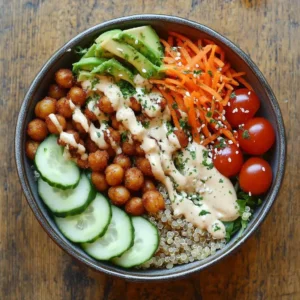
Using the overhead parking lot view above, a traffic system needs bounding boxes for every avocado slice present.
[77,70,94,82]
[83,44,97,58]
[91,58,134,85]
[123,26,164,57]
[100,39,159,79]
[72,57,108,73]
[114,32,162,66]
[95,29,122,44]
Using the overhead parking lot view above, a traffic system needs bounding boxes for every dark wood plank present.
[0,0,299,299]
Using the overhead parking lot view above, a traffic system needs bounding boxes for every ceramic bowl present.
[15,15,286,281]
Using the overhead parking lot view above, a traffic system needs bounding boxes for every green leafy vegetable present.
[116,80,136,98]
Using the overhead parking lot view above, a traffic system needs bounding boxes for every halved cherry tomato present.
[238,117,275,155]
[239,157,272,195]
[213,143,244,177]
[225,89,260,128]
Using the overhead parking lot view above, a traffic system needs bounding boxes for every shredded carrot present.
[151,33,252,147]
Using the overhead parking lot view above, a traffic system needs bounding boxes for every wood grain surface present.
[1,0,299,299]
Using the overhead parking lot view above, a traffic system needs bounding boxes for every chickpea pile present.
[26,68,167,216]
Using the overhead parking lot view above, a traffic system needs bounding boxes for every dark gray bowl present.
[15,14,286,281]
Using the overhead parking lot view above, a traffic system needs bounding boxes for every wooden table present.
[1,0,299,299]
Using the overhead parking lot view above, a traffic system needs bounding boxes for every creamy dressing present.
[73,108,89,132]
[79,74,239,239]
[49,113,63,133]
[60,132,88,160]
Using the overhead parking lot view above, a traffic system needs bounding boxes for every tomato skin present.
[213,143,244,177]
[238,117,275,155]
[239,157,272,195]
[225,89,260,128]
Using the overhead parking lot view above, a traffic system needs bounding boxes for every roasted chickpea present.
[122,141,135,156]
[129,97,141,112]
[45,114,66,134]
[113,154,131,170]
[76,158,89,169]
[25,140,40,160]
[88,150,109,172]
[91,172,108,192]
[104,127,121,145]
[34,97,57,119]
[67,87,87,106]
[111,114,122,130]
[136,157,153,176]
[174,129,189,148]
[142,190,165,214]
[72,119,90,134]
[27,119,48,141]
[142,179,156,193]
[56,97,73,118]
[125,197,145,216]
[84,107,98,122]
[85,136,98,153]
[98,95,114,114]
[135,142,145,156]
[108,186,131,206]
[55,69,74,88]
[58,129,80,149]
[66,120,74,131]
[124,167,144,191]
[48,84,67,99]
[106,145,116,158]
[105,164,124,186]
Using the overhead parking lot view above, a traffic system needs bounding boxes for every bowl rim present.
[15,14,286,281]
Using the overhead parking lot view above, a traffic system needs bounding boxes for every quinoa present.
[139,187,226,269]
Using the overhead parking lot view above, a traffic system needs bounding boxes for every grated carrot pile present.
[151,32,253,146]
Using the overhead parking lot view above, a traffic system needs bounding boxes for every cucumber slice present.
[38,173,96,217]
[82,206,134,260]
[55,193,112,243]
[34,135,80,190]
[112,217,159,268]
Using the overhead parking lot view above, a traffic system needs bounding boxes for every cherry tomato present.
[225,89,260,128]
[238,117,275,155]
[239,157,272,195]
[213,143,244,177]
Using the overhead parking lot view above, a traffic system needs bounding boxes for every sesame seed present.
[240,108,245,112]
[232,108,238,114]
[175,57,181,61]
[117,48,124,52]
[142,68,147,73]
[186,91,191,96]
[249,192,252,196]
[244,110,249,113]
[228,140,233,144]
[228,102,231,107]
[178,62,182,66]
[262,167,266,172]
[228,158,232,162]
[195,64,199,67]
[235,151,239,154]
[248,91,251,95]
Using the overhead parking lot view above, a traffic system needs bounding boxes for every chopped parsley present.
[142,121,150,129]
[230,92,236,99]
[202,150,214,170]
[189,150,196,160]
[172,102,178,110]
[215,138,226,149]
[116,80,136,99]
[206,111,213,118]
[242,130,250,139]
[96,132,101,138]
[179,119,190,130]
[193,70,202,75]
[213,224,221,232]
[91,78,99,89]
[219,179,224,183]
[74,46,88,56]
[120,131,128,142]
[166,121,174,136]
[207,70,213,77]
[199,210,211,216]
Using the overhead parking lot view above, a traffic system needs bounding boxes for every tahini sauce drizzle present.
[80,75,239,238]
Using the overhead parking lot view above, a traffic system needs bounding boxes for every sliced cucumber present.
[112,217,159,268]
[82,206,134,260]
[55,193,111,243]
[35,135,80,190]
[38,173,96,217]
